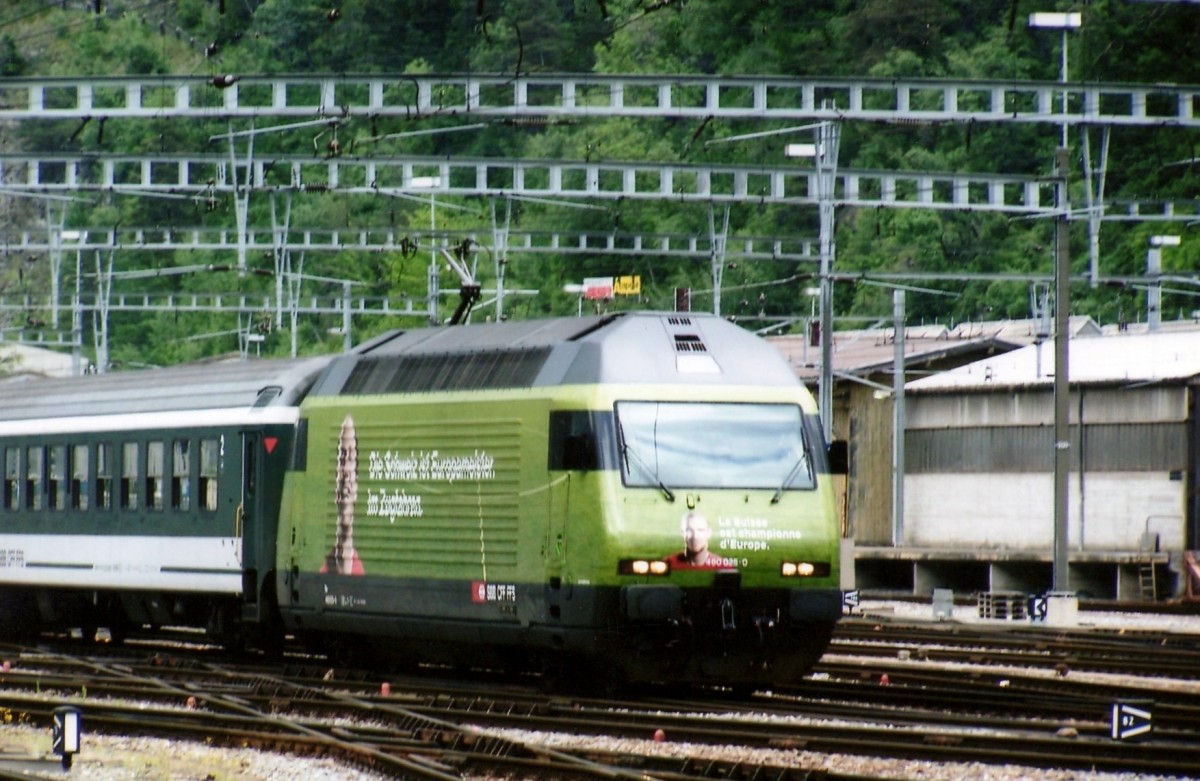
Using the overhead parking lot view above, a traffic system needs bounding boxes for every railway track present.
[833,615,1200,679]
[0,647,874,781]
[0,614,1198,779]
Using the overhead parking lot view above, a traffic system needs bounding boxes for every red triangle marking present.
[264,437,278,454]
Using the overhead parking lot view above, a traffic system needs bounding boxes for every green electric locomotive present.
[277,312,842,688]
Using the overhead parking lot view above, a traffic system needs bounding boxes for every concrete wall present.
[906,472,1185,552]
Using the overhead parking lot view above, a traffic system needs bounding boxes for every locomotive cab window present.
[548,411,615,471]
[4,448,18,511]
[614,401,814,492]
[120,442,139,510]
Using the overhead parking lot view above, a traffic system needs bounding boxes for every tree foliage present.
[0,0,1197,367]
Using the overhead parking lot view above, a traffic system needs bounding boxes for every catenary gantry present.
[0,226,820,263]
[2,152,1197,221]
[0,73,1196,127]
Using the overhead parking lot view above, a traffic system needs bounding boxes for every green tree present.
[0,34,27,76]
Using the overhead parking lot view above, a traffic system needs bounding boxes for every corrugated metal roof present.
[907,329,1200,392]
[944,315,1102,343]
[771,329,1021,381]
[769,316,1101,382]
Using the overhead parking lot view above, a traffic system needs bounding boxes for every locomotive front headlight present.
[619,559,671,576]
[781,561,829,578]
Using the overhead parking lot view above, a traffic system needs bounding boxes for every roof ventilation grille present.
[667,316,693,327]
[674,334,708,353]
[339,348,551,395]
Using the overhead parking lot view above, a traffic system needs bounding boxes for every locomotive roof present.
[0,314,803,422]
[311,312,802,396]
[0,356,332,421]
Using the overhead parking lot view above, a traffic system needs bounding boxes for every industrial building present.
[774,320,1200,601]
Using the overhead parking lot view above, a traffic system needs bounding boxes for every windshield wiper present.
[617,419,676,503]
[771,455,809,504]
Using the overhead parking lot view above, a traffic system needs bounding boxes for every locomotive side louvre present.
[278,313,843,686]
[281,394,547,624]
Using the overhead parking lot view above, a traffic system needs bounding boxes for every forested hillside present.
[1,0,1197,368]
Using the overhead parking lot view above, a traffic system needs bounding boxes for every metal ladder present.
[1138,531,1158,602]
[1137,561,1157,602]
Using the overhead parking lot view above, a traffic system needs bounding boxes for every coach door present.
[239,432,263,570]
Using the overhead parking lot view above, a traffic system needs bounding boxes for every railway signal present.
[1110,700,1154,741]
[842,589,860,613]
[51,706,82,769]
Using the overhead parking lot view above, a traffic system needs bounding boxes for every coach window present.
[200,438,219,512]
[4,448,18,511]
[48,445,67,511]
[173,440,191,511]
[25,445,44,511]
[71,444,90,511]
[121,442,139,510]
[96,443,112,510]
[147,441,165,511]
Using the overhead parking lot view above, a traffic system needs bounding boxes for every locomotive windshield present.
[615,401,814,492]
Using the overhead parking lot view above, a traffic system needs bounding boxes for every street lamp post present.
[892,289,906,546]
[407,175,444,325]
[1147,235,1182,332]
[1052,148,1072,595]
[816,120,841,444]
[1029,12,1080,599]
[1028,11,1082,149]
[787,119,841,443]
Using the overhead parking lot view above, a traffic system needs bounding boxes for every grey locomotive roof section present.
[353,314,615,355]
[313,313,801,396]
[547,312,802,387]
[0,356,332,421]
